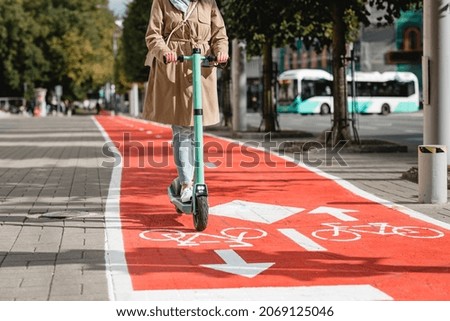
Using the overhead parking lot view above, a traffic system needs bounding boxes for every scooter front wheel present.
[193,196,208,231]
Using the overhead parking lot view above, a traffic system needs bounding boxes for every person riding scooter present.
[142,0,229,202]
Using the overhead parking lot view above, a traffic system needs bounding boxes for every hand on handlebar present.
[163,52,177,64]
[163,50,229,65]
[216,52,229,64]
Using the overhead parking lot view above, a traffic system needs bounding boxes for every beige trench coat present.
[142,0,229,126]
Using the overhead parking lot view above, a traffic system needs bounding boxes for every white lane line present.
[278,228,327,252]
[117,284,392,301]
[92,117,134,301]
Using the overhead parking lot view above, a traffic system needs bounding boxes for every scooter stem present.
[192,48,205,185]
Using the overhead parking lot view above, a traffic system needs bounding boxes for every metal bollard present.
[418,145,448,204]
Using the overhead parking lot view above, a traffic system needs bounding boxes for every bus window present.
[354,82,372,97]
[302,79,332,100]
[398,81,415,97]
[315,79,332,96]
[376,80,415,97]
[376,82,391,97]
[301,80,314,100]
[278,79,297,104]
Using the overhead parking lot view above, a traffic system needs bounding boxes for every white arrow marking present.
[309,206,358,221]
[201,250,274,278]
[210,200,304,224]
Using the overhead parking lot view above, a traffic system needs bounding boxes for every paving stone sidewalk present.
[0,116,112,300]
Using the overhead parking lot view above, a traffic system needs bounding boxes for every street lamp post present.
[420,1,449,203]
[112,22,120,114]
[423,1,450,165]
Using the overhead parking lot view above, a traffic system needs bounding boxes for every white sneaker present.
[180,186,193,203]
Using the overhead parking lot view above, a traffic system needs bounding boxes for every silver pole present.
[232,39,247,132]
[129,83,139,117]
[423,0,450,165]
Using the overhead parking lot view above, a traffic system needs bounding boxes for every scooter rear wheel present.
[193,196,208,231]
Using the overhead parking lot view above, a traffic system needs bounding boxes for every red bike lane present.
[96,115,450,301]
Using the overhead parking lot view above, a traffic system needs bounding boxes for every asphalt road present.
[246,111,423,151]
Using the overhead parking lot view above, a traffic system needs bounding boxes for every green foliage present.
[0,0,422,102]
[0,0,48,97]
[221,0,422,54]
[0,0,115,100]
[219,0,421,132]
[221,0,309,55]
[120,0,152,84]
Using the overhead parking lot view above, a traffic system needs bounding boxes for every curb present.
[206,126,409,154]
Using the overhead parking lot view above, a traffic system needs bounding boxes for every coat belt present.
[169,38,208,47]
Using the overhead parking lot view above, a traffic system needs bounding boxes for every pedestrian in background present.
[143,0,229,202]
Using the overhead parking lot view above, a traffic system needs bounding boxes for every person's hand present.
[164,52,177,63]
[216,52,229,64]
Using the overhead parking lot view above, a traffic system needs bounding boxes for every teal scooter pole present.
[166,48,214,231]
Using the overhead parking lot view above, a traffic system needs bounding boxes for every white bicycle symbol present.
[312,222,445,242]
[139,227,267,247]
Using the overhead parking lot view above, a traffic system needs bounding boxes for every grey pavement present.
[0,114,449,301]
[0,115,111,300]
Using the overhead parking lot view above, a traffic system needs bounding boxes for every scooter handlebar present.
[163,55,217,64]
[205,55,217,62]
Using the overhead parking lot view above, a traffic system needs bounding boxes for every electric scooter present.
[166,48,215,231]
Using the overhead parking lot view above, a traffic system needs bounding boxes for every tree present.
[298,0,422,144]
[25,0,116,99]
[221,0,421,137]
[0,0,48,98]
[120,0,152,84]
[0,0,116,100]
[221,0,306,132]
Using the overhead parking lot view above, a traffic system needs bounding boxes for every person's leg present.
[172,125,194,202]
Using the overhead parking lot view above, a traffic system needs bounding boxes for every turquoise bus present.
[277,69,420,115]
[277,69,333,114]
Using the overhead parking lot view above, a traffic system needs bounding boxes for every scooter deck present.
[168,180,193,214]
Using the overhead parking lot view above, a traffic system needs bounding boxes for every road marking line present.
[92,117,131,301]
[117,284,392,301]
[278,228,327,252]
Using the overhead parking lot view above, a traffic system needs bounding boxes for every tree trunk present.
[220,66,232,127]
[262,41,276,132]
[330,3,351,145]
[231,39,247,131]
